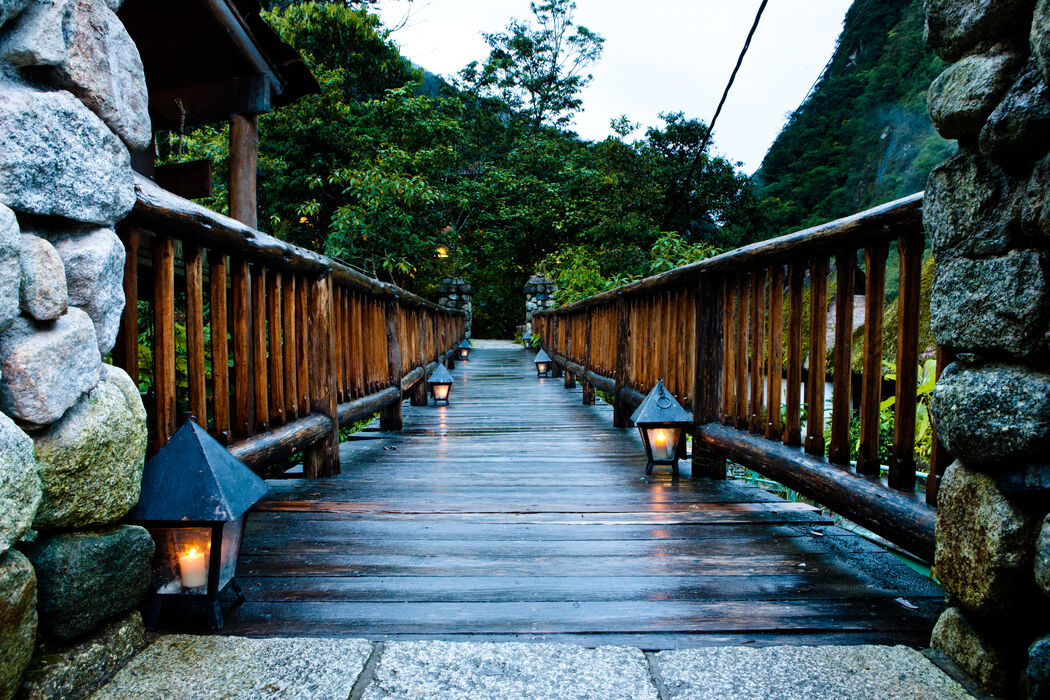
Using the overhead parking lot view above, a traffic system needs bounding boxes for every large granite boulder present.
[19,610,145,700]
[1034,0,1050,84]
[0,0,150,148]
[19,234,67,322]
[0,549,36,700]
[52,228,125,354]
[1037,515,1050,598]
[927,47,1022,140]
[0,0,67,67]
[23,525,153,641]
[979,59,1050,166]
[1023,152,1050,237]
[0,0,30,27]
[0,79,134,226]
[931,607,1016,697]
[932,361,1050,465]
[923,150,1022,259]
[931,250,1046,356]
[0,308,100,429]
[0,204,19,335]
[1030,635,1050,700]
[0,411,40,553]
[925,0,1037,62]
[935,463,1040,617]
[32,365,146,530]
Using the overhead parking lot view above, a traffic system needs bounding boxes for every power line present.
[697,0,770,157]
[673,0,769,229]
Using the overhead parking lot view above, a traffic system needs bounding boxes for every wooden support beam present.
[698,422,935,561]
[152,235,177,449]
[693,271,726,479]
[303,274,339,478]
[185,244,207,425]
[229,413,332,473]
[114,225,140,385]
[380,300,404,431]
[231,258,253,439]
[209,252,230,444]
[613,296,631,428]
[229,114,258,229]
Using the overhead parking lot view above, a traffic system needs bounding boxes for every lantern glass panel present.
[536,362,549,374]
[458,348,469,360]
[218,517,244,590]
[149,526,212,594]
[432,383,451,401]
[646,426,681,462]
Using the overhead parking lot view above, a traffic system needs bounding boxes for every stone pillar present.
[437,278,473,338]
[523,274,558,338]
[0,2,152,697]
[923,2,1050,695]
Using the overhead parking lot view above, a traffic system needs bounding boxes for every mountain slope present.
[754,0,953,234]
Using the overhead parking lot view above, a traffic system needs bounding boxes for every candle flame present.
[653,429,668,445]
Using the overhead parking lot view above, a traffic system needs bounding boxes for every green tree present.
[459,0,604,130]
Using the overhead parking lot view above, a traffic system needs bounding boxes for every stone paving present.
[91,636,975,699]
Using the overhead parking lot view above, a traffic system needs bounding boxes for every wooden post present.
[251,264,269,433]
[152,235,177,449]
[380,299,404,431]
[114,225,139,385]
[229,114,258,229]
[613,295,631,428]
[805,257,829,458]
[563,317,575,388]
[303,274,339,478]
[857,242,888,476]
[829,251,856,466]
[185,244,207,425]
[582,311,595,405]
[209,252,230,444]
[231,258,253,439]
[890,233,923,491]
[693,271,726,479]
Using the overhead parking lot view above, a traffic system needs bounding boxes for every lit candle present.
[179,547,207,589]
[653,429,668,448]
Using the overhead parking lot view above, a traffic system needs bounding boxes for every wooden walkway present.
[224,344,944,648]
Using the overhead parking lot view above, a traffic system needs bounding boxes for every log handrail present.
[113,175,465,478]
[533,192,944,560]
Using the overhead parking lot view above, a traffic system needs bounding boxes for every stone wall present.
[923,1,1050,696]
[0,1,150,698]
[437,277,473,338]
[524,274,557,338]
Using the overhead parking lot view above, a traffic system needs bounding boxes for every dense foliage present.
[754,0,954,235]
[162,0,947,336]
[159,0,759,337]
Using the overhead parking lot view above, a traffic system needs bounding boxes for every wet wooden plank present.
[216,346,943,648]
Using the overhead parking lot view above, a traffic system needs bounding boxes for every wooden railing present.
[112,175,465,478]
[534,193,945,560]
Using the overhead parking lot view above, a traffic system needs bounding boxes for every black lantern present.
[128,421,268,629]
[522,332,532,350]
[534,349,552,377]
[427,363,454,404]
[631,378,692,475]
[457,339,471,361]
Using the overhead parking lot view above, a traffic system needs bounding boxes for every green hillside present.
[754,0,954,234]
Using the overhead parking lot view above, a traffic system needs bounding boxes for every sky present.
[374,0,854,175]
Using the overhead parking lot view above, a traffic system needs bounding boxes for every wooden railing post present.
[582,311,595,405]
[380,299,404,431]
[304,273,339,478]
[563,316,576,388]
[152,234,177,449]
[613,294,631,428]
[693,271,726,479]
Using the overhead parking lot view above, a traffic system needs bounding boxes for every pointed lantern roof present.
[631,379,692,425]
[127,421,269,523]
[458,339,471,349]
[428,364,454,385]
[534,349,552,364]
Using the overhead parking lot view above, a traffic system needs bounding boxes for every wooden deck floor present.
[223,344,944,648]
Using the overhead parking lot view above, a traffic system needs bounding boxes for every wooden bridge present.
[116,175,947,648]
[219,343,942,646]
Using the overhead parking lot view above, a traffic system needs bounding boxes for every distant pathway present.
[223,343,943,648]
